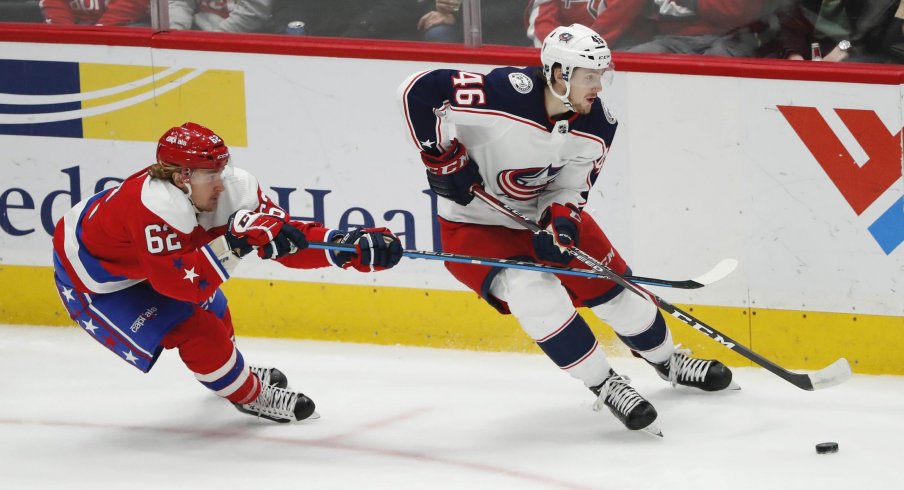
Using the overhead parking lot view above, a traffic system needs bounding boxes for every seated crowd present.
[0,0,901,64]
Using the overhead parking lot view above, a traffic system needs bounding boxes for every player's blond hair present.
[147,162,182,181]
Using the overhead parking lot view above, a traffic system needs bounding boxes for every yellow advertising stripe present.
[3,264,902,375]
[750,308,904,375]
[79,64,189,142]
[0,265,71,327]
[79,63,247,146]
[79,65,188,108]
[220,277,538,352]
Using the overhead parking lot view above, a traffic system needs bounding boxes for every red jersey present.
[526,0,765,47]
[39,0,149,26]
[526,0,648,47]
[52,167,335,304]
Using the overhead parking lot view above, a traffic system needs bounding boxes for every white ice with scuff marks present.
[1,325,901,489]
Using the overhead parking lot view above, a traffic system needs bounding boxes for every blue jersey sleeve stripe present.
[201,244,229,283]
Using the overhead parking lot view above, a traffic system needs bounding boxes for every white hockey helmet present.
[541,24,612,110]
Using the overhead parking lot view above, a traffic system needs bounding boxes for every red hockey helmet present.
[156,122,230,170]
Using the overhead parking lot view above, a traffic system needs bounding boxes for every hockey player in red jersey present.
[39,0,149,26]
[399,24,736,435]
[526,1,768,56]
[52,122,402,423]
[526,0,652,49]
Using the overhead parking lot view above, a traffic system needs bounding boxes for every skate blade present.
[306,410,321,420]
[641,423,663,438]
[727,380,741,391]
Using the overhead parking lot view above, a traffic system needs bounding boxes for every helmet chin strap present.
[184,182,204,214]
[547,74,576,113]
[179,168,204,214]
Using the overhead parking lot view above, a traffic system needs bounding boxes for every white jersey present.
[399,66,617,228]
[169,0,275,33]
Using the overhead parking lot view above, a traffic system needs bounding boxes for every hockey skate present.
[652,346,739,391]
[591,370,661,437]
[249,365,288,389]
[233,382,317,423]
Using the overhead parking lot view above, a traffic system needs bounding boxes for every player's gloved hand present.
[532,203,581,265]
[226,210,308,260]
[333,227,403,272]
[222,232,254,258]
[421,138,483,206]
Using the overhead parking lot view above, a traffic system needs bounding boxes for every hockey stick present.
[469,185,852,391]
[307,241,733,289]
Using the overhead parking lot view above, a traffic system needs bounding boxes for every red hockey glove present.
[333,227,403,272]
[421,138,483,206]
[226,210,308,260]
[532,203,581,265]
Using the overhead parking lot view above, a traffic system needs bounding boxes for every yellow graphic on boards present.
[79,63,247,146]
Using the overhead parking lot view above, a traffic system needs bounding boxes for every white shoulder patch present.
[141,176,198,234]
[602,101,617,124]
[198,167,262,230]
[508,72,534,94]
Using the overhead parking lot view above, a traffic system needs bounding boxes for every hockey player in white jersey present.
[399,24,735,435]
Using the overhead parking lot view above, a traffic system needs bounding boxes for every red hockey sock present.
[161,306,260,404]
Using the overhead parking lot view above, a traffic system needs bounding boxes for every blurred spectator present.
[628,1,770,56]
[767,0,902,62]
[894,1,904,61]
[526,0,654,49]
[826,1,901,62]
[424,0,530,45]
[419,0,461,42]
[39,0,149,26]
[168,0,275,33]
[527,1,767,56]
[272,0,527,45]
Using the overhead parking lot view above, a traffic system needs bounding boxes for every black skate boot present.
[591,370,660,435]
[233,382,317,423]
[651,346,737,391]
[249,365,288,389]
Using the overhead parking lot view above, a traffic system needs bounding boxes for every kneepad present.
[590,289,657,336]
[490,269,574,338]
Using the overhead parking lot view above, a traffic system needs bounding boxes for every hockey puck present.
[815,442,839,454]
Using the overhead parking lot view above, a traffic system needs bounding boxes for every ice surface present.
[1,325,901,490]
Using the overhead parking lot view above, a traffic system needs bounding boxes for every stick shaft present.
[308,242,703,288]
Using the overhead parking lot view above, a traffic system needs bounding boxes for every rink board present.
[4,264,903,375]
[0,27,901,374]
